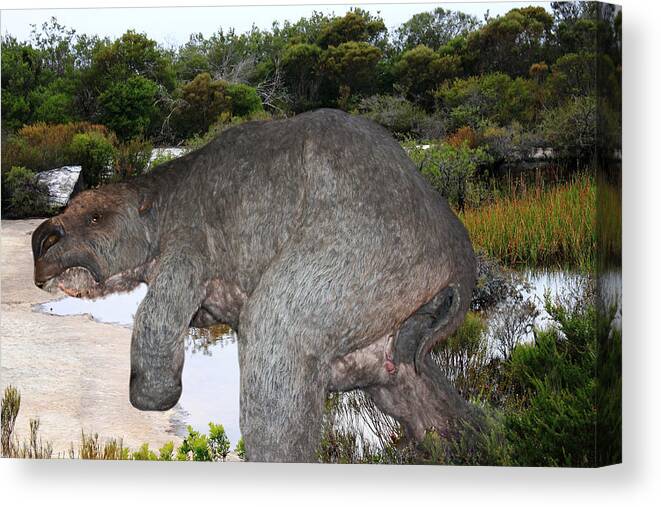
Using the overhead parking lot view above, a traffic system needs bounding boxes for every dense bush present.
[1,122,116,173]
[69,132,116,186]
[405,141,491,210]
[2,166,51,218]
[541,95,597,167]
[435,73,539,131]
[112,138,153,180]
[357,94,445,139]
[98,76,160,141]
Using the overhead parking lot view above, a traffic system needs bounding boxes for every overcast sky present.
[1,1,553,47]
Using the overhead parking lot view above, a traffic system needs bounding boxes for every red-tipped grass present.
[461,175,596,270]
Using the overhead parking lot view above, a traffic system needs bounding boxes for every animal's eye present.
[89,213,102,225]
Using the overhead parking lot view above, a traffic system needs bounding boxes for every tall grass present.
[460,174,596,270]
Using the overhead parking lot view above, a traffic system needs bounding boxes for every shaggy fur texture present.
[32,109,478,462]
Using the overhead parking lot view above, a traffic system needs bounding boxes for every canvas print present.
[0,1,621,465]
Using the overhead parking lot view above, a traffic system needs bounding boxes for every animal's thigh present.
[237,333,326,462]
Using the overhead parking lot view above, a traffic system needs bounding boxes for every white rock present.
[35,166,82,207]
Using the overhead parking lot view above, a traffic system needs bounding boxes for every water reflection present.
[35,286,242,446]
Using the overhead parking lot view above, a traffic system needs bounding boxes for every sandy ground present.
[0,219,185,457]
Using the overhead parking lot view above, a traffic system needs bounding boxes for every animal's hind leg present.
[365,356,483,442]
[330,335,482,443]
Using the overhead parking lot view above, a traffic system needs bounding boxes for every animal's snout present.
[32,220,64,261]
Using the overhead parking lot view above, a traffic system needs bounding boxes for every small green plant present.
[1,385,21,457]
[69,131,116,187]
[149,151,177,170]
[176,425,212,461]
[132,442,158,461]
[113,138,153,180]
[208,422,231,461]
[158,441,175,461]
[235,437,246,460]
[2,166,51,218]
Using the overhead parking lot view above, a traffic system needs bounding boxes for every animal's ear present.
[138,192,154,215]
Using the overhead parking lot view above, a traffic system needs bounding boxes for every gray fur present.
[32,109,478,462]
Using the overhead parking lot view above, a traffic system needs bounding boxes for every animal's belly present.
[191,279,247,330]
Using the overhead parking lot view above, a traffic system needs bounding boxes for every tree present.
[98,76,159,140]
[89,30,175,91]
[316,8,387,49]
[394,45,461,109]
[282,43,323,111]
[321,42,382,104]
[395,7,480,51]
[466,7,554,77]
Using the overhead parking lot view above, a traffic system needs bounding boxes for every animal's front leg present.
[129,233,208,411]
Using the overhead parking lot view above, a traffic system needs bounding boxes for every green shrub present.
[235,437,246,460]
[226,82,263,117]
[1,122,116,173]
[208,422,231,461]
[132,442,158,461]
[2,166,51,218]
[69,132,116,187]
[176,425,212,461]
[149,150,180,170]
[404,141,491,210]
[540,96,597,167]
[435,73,539,131]
[158,441,175,461]
[112,138,153,180]
[357,94,445,139]
[98,76,160,141]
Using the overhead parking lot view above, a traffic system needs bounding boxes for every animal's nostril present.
[41,233,61,255]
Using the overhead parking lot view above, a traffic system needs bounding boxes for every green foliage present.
[434,312,492,399]
[461,175,596,269]
[176,425,212,461]
[98,76,160,141]
[69,132,116,187]
[502,297,599,466]
[1,385,21,457]
[357,94,444,139]
[235,437,246,460]
[2,121,116,173]
[435,73,539,130]
[2,166,51,218]
[132,442,158,461]
[208,422,231,461]
[225,82,263,117]
[540,95,597,167]
[394,45,461,108]
[467,7,554,76]
[282,43,324,111]
[316,8,386,49]
[405,141,491,210]
[322,41,382,104]
[89,30,175,91]
[174,73,263,137]
[158,441,175,461]
[395,7,480,51]
[112,137,153,180]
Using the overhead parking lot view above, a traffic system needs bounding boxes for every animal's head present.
[32,184,157,298]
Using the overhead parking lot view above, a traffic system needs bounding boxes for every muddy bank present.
[1,219,185,456]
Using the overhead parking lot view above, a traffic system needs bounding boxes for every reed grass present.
[460,174,597,270]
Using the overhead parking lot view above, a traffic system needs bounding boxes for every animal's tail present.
[413,283,463,374]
